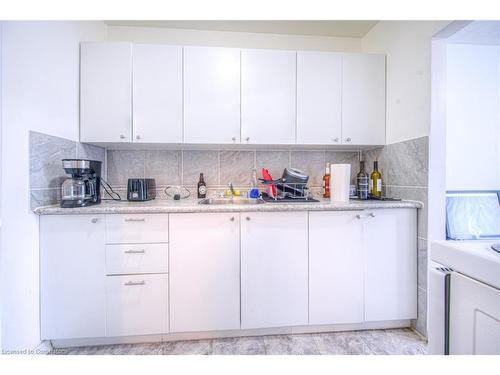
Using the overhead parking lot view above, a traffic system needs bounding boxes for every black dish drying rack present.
[259,178,319,202]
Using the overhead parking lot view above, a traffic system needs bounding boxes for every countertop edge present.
[33,200,424,215]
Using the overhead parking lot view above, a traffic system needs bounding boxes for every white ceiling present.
[104,20,379,38]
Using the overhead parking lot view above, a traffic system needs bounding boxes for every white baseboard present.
[50,319,411,348]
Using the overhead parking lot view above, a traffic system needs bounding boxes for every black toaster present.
[127,178,156,201]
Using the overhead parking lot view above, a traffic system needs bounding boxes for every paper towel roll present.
[330,164,351,203]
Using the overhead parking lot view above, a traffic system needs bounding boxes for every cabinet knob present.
[333,138,339,143]
[232,137,236,142]
[368,212,376,217]
[119,134,126,140]
[345,137,352,143]
[356,214,362,220]
[230,216,235,221]
[246,216,251,221]
[245,137,250,142]
[136,135,141,140]
[91,218,99,224]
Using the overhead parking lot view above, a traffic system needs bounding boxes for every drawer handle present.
[124,218,146,222]
[124,249,145,254]
[124,281,145,286]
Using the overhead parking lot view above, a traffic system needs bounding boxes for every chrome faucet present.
[228,182,235,198]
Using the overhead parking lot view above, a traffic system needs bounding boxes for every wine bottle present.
[370,160,382,198]
[197,173,207,198]
[356,160,369,200]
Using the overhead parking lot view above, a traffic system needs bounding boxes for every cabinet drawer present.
[105,243,168,275]
[105,274,168,337]
[105,214,169,244]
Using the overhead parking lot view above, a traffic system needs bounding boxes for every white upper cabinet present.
[241,49,297,144]
[297,51,342,145]
[132,44,183,143]
[364,209,417,321]
[342,53,386,145]
[184,47,241,144]
[81,42,132,143]
[80,43,386,146]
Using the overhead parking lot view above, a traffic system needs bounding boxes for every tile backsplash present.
[365,135,430,337]
[29,131,105,209]
[106,148,362,190]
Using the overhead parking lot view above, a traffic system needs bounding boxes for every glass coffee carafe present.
[61,177,88,204]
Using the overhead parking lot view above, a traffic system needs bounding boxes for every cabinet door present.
[81,42,132,142]
[132,44,182,143]
[241,211,308,329]
[40,215,105,340]
[450,273,500,355]
[342,53,386,145]
[184,47,240,144]
[241,49,296,144]
[169,213,240,332]
[309,211,364,325]
[106,274,168,337]
[297,52,342,145]
[364,209,417,321]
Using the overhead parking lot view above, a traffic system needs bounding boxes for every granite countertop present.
[34,197,423,215]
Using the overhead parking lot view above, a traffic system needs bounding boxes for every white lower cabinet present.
[40,208,417,341]
[240,211,309,329]
[105,274,168,337]
[364,209,417,321]
[40,215,106,340]
[309,211,365,325]
[169,213,240,332]
[309,209,417,325]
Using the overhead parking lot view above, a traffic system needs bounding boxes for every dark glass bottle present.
[197,173,207,198]
[356,161,369,200]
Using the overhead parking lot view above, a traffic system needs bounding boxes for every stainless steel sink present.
[199,198,266,205]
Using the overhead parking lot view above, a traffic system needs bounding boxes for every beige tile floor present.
[57,328,427,355]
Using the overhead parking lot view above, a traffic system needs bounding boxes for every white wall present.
[446,43,500,190]
[362,21,450,144]
[0,21,106,350]
[106,25,362,52]
[0,21,3,351]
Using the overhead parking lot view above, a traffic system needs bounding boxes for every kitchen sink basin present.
[199,198,266,205]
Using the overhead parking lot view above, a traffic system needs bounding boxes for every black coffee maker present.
[60,159,102,208]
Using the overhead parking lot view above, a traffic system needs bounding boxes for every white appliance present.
[429,240,500,355]
[428,264,452,354]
